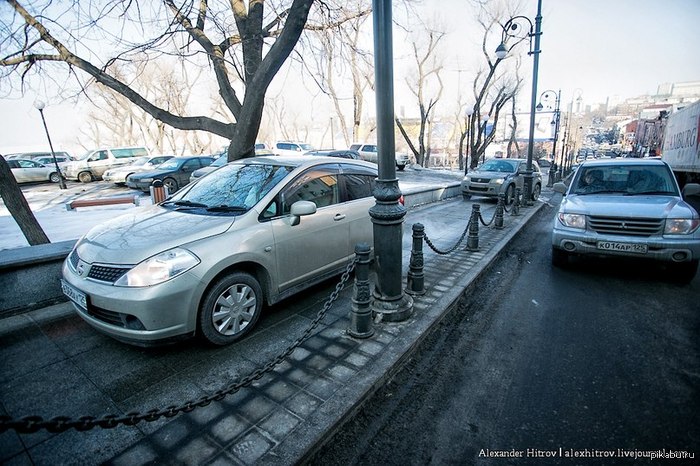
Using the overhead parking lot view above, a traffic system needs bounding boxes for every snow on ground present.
[0,167,464,251]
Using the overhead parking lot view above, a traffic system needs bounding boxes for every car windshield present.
[300,144,314,151]
[479,159,518,173]
[130,157,150,167]
[572,165,678,196]
[211,155,228,167]
[166,162,293,213]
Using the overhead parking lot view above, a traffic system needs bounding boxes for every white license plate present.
[61,280,88,309]
[596,241,648,254]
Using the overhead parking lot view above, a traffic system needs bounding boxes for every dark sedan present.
[126,156,214,193]
[307,149,361,160]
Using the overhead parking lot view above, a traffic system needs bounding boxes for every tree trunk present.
[0,155,50,246]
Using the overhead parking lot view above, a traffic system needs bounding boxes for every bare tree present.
[396,28,445,167]
[0,1,368,160]
[0,155,49,245]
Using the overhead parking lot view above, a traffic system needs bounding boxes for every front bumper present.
[126,179,152,191]
[62,259,202,345]
[461,180,505,198]
[551,226,700,263]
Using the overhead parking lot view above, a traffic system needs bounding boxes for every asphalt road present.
[308,195,699,465]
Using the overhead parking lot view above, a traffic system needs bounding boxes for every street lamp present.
[495,0,543,206]
[481,114,490,165]
[34,101,67,190]
[464,107,474,174]
[536,89,561,186]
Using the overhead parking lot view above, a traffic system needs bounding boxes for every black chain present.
[478,209,496,227]
[423,218,472,255]
[0,260,357,435]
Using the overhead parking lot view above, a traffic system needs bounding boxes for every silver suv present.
[62,156,377,346]
[273,141,314,156]
[349,143,410,171]
[462,158,542,203]
[552,159,700,283]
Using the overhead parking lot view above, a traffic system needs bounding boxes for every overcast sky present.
[1,0,699,154]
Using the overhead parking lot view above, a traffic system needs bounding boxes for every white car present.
[6,158,62,184]
[273,141,315,156]
[102,155,173,184]
[349,143,409,171]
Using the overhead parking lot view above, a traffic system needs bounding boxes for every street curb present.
[291,201,545,464]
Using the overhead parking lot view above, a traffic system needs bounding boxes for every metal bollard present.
[150,180,169,204]
[466,203,480,251]
[495,194,505,229]
[511,187,521,216]
[348,242,374,339]
[406,223,425,296]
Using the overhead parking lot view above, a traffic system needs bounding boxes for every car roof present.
[578,158,666,167]
[238,155,376,169]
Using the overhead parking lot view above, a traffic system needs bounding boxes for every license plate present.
[61,280,88,310]
[596,241,648,254]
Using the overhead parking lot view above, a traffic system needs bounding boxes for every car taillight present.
[399,195,405,206]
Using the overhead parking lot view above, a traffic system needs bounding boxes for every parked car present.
[273,141,315,156]
[537,158,552,170]
[6,158,62,184]
[461,158,542,204]
[5,151,74,161]
[307,149,361,159]
[349,143,410,171]
[32,155,73,171]
[551,159,700,283]
[126,156,214,193]
[61,156,378,346]
[63,146,149,182]
[102,155,174,184]
[189,149,276,183]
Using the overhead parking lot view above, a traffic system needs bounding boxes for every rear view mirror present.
[682,183,700,197]
[288,200,317,226]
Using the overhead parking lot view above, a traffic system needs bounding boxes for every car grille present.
[87,265,130,283]
[68,250,79,269]
[588,216,663,237]
[472,178,492,183]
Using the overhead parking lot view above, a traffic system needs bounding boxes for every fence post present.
[348,242,374,339]
[466,204,480,251]
[511,188,522,216]
[495,194,505,229]
[406,223,425,296]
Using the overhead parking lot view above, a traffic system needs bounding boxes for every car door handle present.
[334,214,346,221]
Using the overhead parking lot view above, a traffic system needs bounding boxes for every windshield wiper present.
[626,190,674,196]
[206,205,248,212]
[162,200,208,208]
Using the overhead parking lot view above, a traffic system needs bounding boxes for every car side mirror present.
[553,182,568,195]
[288,200,317,226]
[682,183,700,197]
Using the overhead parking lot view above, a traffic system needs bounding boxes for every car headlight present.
[115,248,200,287]
[492,178,506,185]
[139,177,153,183]
[664,218,700,235]
[558,212,586,229]
[463,176,471,183]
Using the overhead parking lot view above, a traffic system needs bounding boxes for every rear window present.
[112,147,148,158]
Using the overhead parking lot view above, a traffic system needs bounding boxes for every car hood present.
[561,194,697,218]
[130,169,173,180]
[76,206,235,264]
[469,170,515,179]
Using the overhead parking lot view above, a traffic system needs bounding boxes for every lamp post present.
[369,0,413,322]
[536,89,561,186]
[464,107,474,174]
[34,101,67,190]
[495,0,543,206]
[481,114,490,164]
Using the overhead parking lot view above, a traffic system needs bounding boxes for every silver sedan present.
[6,158,62,183]
[62,156,377,346]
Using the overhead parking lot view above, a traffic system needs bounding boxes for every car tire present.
[505,184,515,205]
[531,183,541,201]
[397,164,406,171]
[670,260,698,284]
[163,177,178,193]
[49,172,62,183]
[198,272,263,346]
[551,247,570,268]
[78,171,93,183]
[462,193,472,200]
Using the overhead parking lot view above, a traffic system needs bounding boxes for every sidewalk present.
[0,190,550,465]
